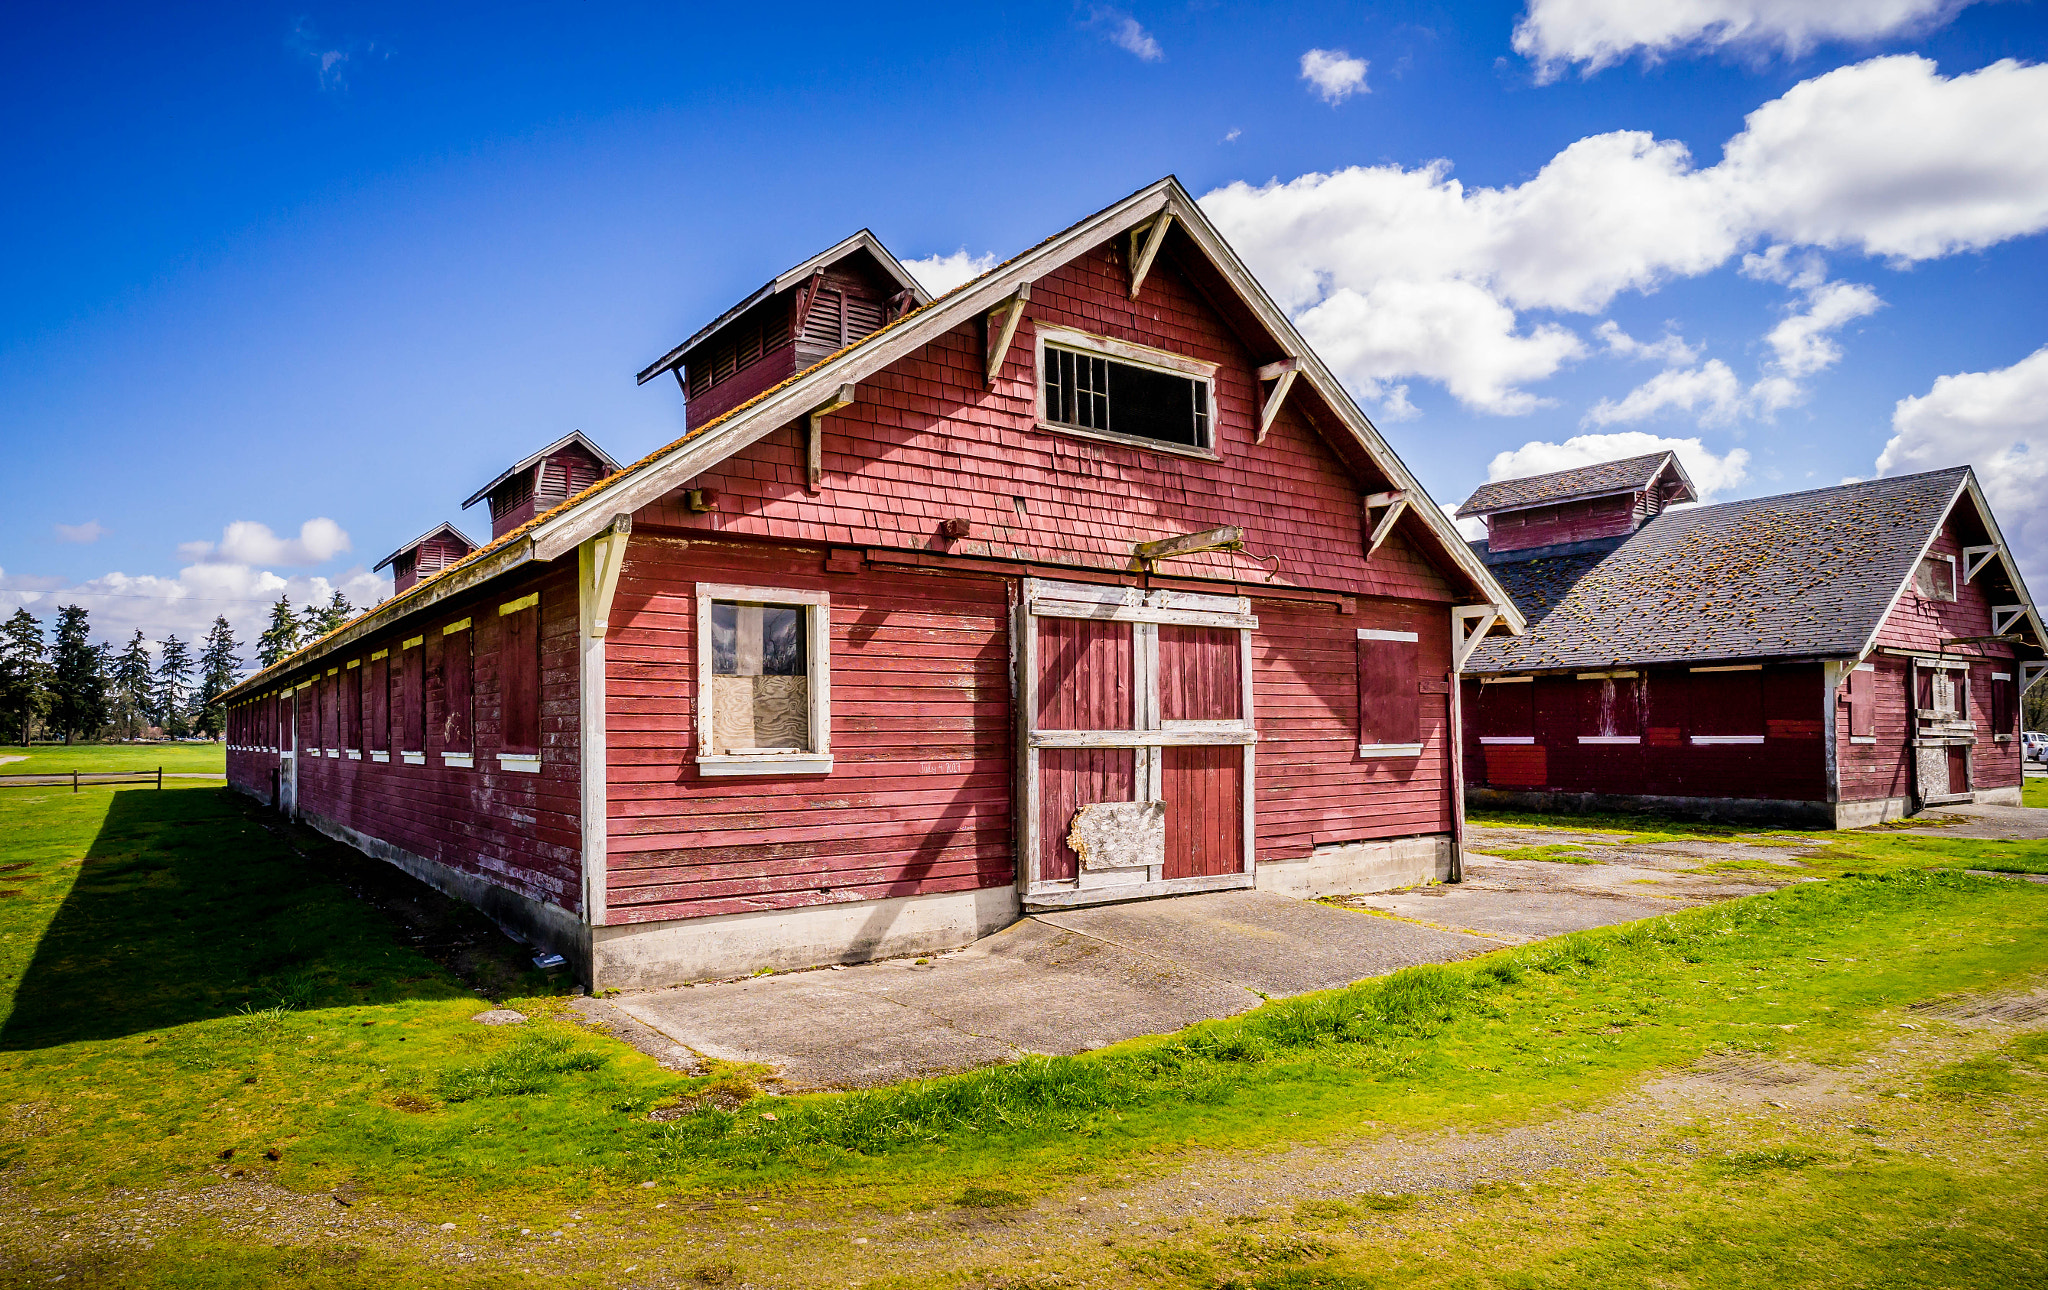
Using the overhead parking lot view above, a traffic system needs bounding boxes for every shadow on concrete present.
[0,786,508,1051]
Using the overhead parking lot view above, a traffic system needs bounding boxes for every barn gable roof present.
[459,430,621,511]
[223,176,1525,701]
[1455,451,1695,518]
[1465,466,2045,673]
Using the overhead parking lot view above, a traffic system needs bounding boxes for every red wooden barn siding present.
[1834,655,1913,802]
[225,563,582,910]
[1864,516,2024,792]
[1255,598,1454,861]
[1486,493,1638,554]
[1461,665,1828,802]
[602,536,1014,924]
[633,243,1455,607]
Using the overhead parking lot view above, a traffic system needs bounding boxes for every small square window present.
[696,584,832,776]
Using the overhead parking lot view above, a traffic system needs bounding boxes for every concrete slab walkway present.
[607,889,1493,1090]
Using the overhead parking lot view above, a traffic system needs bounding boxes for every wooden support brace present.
[1962,544,1998,583]
[985,282,1030,387]
[789,268,825,339]
[2022,661,2046,695]
[1451,605,1501,673]
[1363,489,1410,557]
[1992,605,2027,636]
[807,383,856,494]
[1128,213,1173,301]
[1131,524,1244,571]
[1255,358,1299,444]
[582,514,632,639]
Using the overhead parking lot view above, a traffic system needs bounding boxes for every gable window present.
[1915,553,1958,601]
[695,583,832,776]
[1037,326,1216,457]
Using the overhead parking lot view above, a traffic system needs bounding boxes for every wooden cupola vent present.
[461,431,622,542]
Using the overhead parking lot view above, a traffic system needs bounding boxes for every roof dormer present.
[372,521,479,596]
[635,230,930,430]
[461,431,620,542]
[1457,451,1698,558]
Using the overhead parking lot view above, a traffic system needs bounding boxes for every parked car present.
[2025,731,2047,764]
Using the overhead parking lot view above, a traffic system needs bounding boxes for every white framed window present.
[695,583,832,776]
[1035,325,1218,459]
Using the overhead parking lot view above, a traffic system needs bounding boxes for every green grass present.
[1471,843,1602,864]
[2025,775,2047,809]
[0,742,226,774]
[3,786,2046,1286]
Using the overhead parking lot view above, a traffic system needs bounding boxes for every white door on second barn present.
[1018,579,1257,909]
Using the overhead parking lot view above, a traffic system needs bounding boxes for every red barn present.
[221,178,1525,986]
[1457,455,2046,827]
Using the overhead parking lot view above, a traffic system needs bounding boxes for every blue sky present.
[4,1,2046,652]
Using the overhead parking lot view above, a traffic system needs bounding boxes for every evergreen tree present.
[257,596,300,668]
[156,634,194,739]
[195,616,241,740]
[48,605,106,744]
[110,629,155,739]
[313,588,354,636]
[0,609,52,745]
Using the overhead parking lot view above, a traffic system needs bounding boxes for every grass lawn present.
[2026,774,2047,809]
[0,742,226,774]
[1,785,2044,1286]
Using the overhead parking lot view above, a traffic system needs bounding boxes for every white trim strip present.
[442,752,474,768]
[1357,629,1419,643]
[497,753,541,772]
[1691,665,1762,673]
[1577,735,1641,744]
[1691,735,1765,745]
[1358,743,1424,757]
[1479,736,1535,745]
[696,754,835,777]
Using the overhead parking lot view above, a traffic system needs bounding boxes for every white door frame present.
[1017,578,1258,910]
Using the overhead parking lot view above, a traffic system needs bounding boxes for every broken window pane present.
[710,601,810,752]
[1043,345,1207,448]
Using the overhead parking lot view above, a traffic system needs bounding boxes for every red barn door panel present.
[1038,748,1137,884]
[1161,745,1243,879]
[1036,617,1132,730]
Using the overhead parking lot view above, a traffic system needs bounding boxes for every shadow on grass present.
[0,786,483,1050]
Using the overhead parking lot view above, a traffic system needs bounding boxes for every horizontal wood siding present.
[1486,493,1639,553]
[603,537,1015,924]
[1254,598,1453,862]
[225,562,581,910]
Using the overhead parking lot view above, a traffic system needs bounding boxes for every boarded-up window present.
[1476,679,1534,738]
[1690,666,1764,738]
[500,594,541,756]
[1991,671,2016,735]
[1578,672,1642,739]
[344,665,362,752]
[1848,664,1876,738]
[1357,629,1421,751]
[709,601,810,752]
[441,621,473,755]
[1914,555,1958,601]
[369,654,389,752]
[400,640,425,751]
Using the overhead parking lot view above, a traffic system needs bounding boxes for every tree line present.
[0,590,355,744]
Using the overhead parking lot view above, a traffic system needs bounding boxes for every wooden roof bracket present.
[1364,489,1409,558]
[806,383,857,494]
[1992,604,2028,636]
[2022,661,2046,694]
[1962,545,1998,582]
[1128,213,1173,301]
[790,267,827,339]
[1255,358,1299,444]
[1452,605,1501,672]
[1130,524,1244,573]
[581,513,633,640]
[985,282,1031,388]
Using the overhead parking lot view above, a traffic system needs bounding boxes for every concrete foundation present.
[591,885,1021,991]
[1255,833,1455,897]
[1832,795,1913,828]
[1976,785,2024,807]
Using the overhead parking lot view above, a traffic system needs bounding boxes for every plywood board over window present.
[498,593,541,771]
[440,618,473,767]
[1690,665,1765,744]
[1357,628,1422,756]
[1847,662,1877,743]
[694,583,832,777]
[399,635,425,762]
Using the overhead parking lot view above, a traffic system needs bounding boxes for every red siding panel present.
[1039,748,1137,884]
[1159,625,1240,722]
[1036,617,1133,730]
[1161,745,1243,878]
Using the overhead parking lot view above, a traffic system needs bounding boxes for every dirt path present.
[4,983,2039,1287]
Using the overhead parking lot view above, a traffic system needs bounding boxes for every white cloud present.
[1585,360,1747,427]
[901,249,997,297]
[1514,0,1980,80]
[1300,49,1369,104]
[1595,320,1701,365]
[181,518,351,567]
[1762,279,1883,380]
[1092,9,1163,61]
[1876,345,2048,587]
[0,561,388,655]
[1224,128,1242,143]
[1487,431,1752,501]
[1202,55,2048,416]
[53,520,107,544]
[1442,502,1488,541]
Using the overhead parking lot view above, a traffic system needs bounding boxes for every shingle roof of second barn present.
[1456,451,1677,517]
[1466,467,1970,672]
